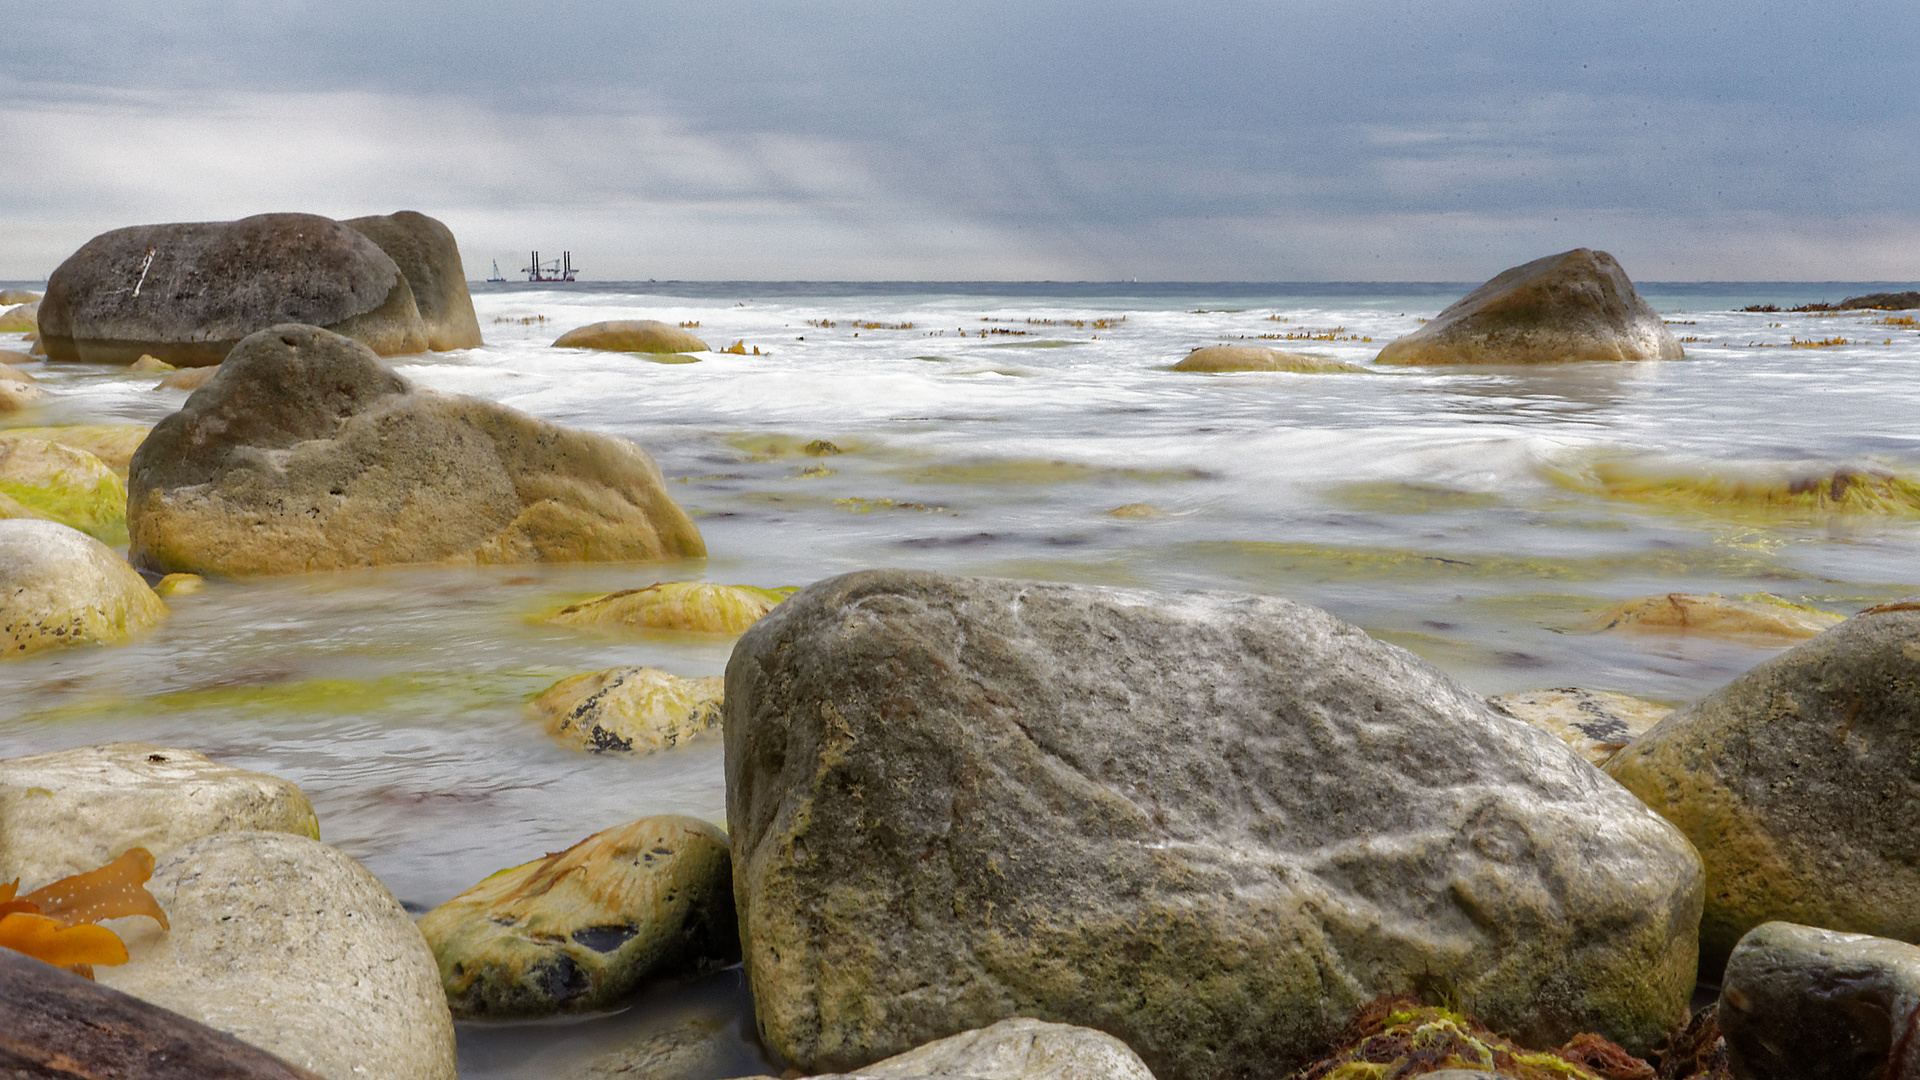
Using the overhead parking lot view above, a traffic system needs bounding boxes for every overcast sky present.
[3,1,1915,281]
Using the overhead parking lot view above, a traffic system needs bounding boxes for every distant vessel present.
[487,260,506,283]
[524,251,579,283]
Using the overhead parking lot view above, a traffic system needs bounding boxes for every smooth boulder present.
[342,211,484,350]
[1605,600,1920,974]
[729,1018,1160,1080]
[0,362,41,410]
[546,582,796,635]
[531,666,725,754]
[1375,249,1682,365]
[0,741,319,888]
[0,288,39,305]
[0,519,165,658]
[1487,686,1671,768]
[1719,922,1920,1080]
[554,319,710,355]
[0,300,36,332]
[0,423,152,472]
[127,324,704,576]
[38,213,428,366]
[1171,345,1363,373]
[725,570,1703,1080]
[0,436,126,541]
[99,831,457,1080]
[417,816,738,1019]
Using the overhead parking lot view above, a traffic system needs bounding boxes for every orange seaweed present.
[21,847,169,930]
[0,912,129,967]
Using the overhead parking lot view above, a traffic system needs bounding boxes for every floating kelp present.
[544,581,798,636]
[0,847,168,979]
[1546,452,1920,519]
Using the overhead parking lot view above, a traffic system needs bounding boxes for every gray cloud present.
[3,0,1915,280]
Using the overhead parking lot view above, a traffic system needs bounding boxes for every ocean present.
[5,279,1919,1075]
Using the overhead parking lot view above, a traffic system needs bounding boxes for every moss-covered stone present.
[417,816,739,1019]
[552,320,709,354]
[544,581,796,635]
[1547,456,1920,519]
[0,424,152,472]
[0,438,127,544]
[0,520,162,659]
[531,666,723,754]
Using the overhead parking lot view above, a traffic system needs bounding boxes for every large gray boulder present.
[38,213,428,366]
[127,324,704,576]
[1374,248,1682,365]
[342,211,483,351]
[724,570,1703,1080]
[1606,600,1920,975]
[1718,922,1920,1080]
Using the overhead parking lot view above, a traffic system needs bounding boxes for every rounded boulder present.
[342,211,483,351]
[0,519,164,658]
[127,324,704,576]
[531,666,724,754]
[1171,345,1363,373]
[553,319,710,355]
[1375,249,1682,365]
[38,213,428,366]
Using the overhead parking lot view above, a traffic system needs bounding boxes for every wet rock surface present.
[532,666,725,754]
[554,320,711,355]
[343,210,484,350]
[127,323,704,576]
[1718,921,1920,1080]
[1375,248,1682,365]
[1488,687,1672,768]
[0,519,164,658]
[419,815,739,1019]
[546,582,796,635]
[1605,601,1920,974]
[726,569,1703,1080]
[1170,345,1364,373]
[38,212,428,365]
[1594,592,1842,642]
[727,1017,1160,1080]
[99,830,457,1080]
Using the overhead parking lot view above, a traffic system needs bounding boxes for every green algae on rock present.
[0,301,38,333]
[417,815,739,1019]
[0,742,319,888]
[1546,454,1920,519]
[552,320,710,354]
[544,581,796,636]
[531,666,724,754]
[1605,601,1920,976]
[0,438,127,544]
[127,324,704,576]
[1171,344,1366,373]
[726,570,1703,1080]
[1593,592,1843,642]
[0,520,163,659]
[0,425,151,474]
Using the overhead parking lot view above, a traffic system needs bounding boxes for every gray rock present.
[38,213,428,366]
[127,323,704,576]
[342,211,483,351]
[0,741,319,888]
[1839,291,1920,311]
[1375,248,1682,365]
[566,1018,738,1079]
[1719,921,1920,1080]
[98,831,457,1080]
[759,1017,1159,1080]
[725,570,1703,1080]
[1605,599,1920,974]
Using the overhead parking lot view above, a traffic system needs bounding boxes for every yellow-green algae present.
[18,672,545,726]
[726,433,866,460]
[1295,999,1655,1080]
[1187,539,1804,586]
[543,581,798,635]
[1547,453,1920,519]
[1326,481,1505,514]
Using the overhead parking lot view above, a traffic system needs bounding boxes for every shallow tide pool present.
[4,280,1919,1075]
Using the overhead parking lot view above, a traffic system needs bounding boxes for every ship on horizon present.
[524,251,579,283]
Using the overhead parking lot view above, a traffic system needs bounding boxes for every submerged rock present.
[0,288,40,305]
[1605,601,1920,974]
[1838,290,1920,311]
[128,324,704,576]
[546,582,796,635]
[730,1017,1160,1080]
[417,816,739,1019]
[0,300,38,332]
[38,213,428,366]
[531,666,724,754]
[1171,344,1364,373]
[1107,503,1166,519]
[726,570,1703,1079]
[0,348,35,364]
[1487,687,1671,768]
[100,831,456,1080]
[153,572,205,597]
[342,211,484,351]
[0,741,318,888]
[1375,249,1681,365]
[0,423,152,473]
[1594,592,1843,641]
[563,1017,738,1080]
[129,353,175,372]
[553,320,710,355]
[0,520,164,659]
[1719,922,1920,1080]
[0,437,127,541]
[156,364,219,392]
[0,363,42,411]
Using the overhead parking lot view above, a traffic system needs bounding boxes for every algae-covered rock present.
[129,353,175,372]
[1487,687,1671,768]
[100,831,457,1080]
[0,742,318,888]
[128,324,704,576]
[342,211,483,351]
[417,815,739,1019]
[0,437,127,541]
[1171,345,1364,373]
[1605,601,1920,975]
[1718,922,1920,1080]
[1375,249,1681,366]
[154,572,205,597]
[0,424,152,472]
[726,570,1703,1080]
[0,288,39,305]
[1107,503,1166,519]
[531,666,724,754]
[38,213,428,366]
[732,1017,1160,1080]
[156,364,219,392]
[1293,997,1660,1080]
[0,520,163,659]
[546,581,796,635]
[1548,455,1920,518]
[1594,592,1843,641]
[0,300,38,332]
[553,320,710,355]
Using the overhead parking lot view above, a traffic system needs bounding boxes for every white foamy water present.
[3,280,1918,1075]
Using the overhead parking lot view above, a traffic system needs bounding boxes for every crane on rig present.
[523,251,579,283]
